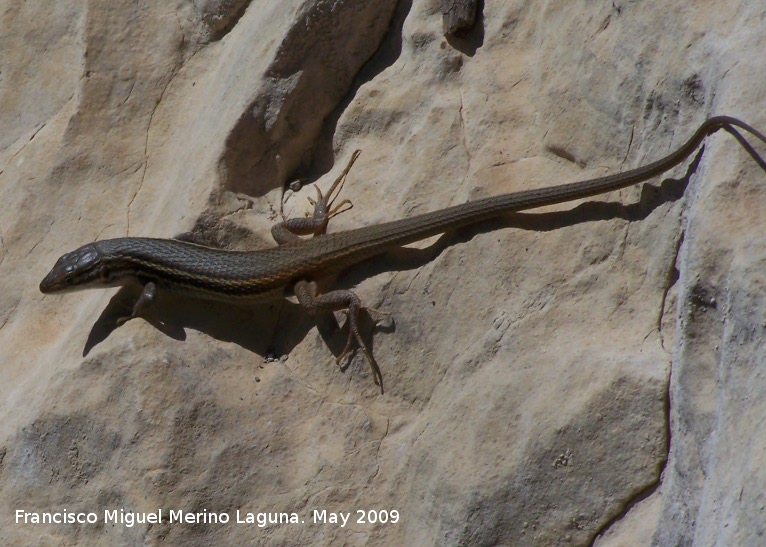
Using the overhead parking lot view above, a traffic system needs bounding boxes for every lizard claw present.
[336,299,384,393]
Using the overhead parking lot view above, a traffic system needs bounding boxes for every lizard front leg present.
[115,281,158,325]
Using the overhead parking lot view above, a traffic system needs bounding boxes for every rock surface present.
[2,0,765,544]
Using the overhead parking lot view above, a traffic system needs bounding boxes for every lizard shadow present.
[334,149,703,294]
[83,286,310,359]
[83,282,378,382]
[83,149,699,374]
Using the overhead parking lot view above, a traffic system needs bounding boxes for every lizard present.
[39,116,766,393]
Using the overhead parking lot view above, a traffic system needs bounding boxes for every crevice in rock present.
[619,126,634,171]
[457,90,471,182]
[371,416,390,480]
[658,230,683,352]
[7,123,47,164]
[128,72,176,236]
[588,472,664,546]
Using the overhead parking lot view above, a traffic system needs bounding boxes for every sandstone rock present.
[1,0,765,544]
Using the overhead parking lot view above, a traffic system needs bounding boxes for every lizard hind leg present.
[306,148,359,228]
[271,149,361,244]
[294,279,384,393]
[321,149,360,220]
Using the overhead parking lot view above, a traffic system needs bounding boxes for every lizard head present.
[39,244,113,294]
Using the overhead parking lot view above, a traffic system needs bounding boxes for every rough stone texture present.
[1,0,765,544]
[441,0,479,36]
